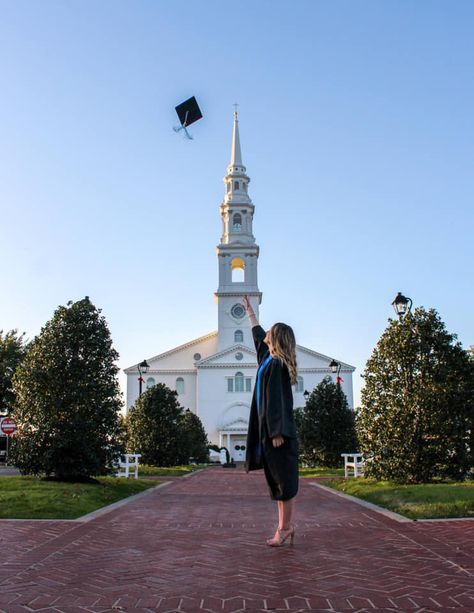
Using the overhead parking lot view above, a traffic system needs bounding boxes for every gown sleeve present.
[252,325,269,365]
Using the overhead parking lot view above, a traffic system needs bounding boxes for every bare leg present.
[281,497,294,529]
[267,497,296,546]
[269,497,295,540]
[277,501,284,529]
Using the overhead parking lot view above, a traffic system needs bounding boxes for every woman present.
[243,295,299,547]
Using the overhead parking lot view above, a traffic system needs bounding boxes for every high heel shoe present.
[266,525,295,547]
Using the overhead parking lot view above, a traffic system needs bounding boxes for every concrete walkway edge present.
[309,481,413,523]
[76,480,173,522]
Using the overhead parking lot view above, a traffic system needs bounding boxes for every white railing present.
[341,453,364,478]
[116,453,141,479]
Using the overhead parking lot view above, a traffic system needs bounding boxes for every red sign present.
[1,417,17,435]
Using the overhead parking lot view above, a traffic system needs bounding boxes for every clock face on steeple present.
[231,303,246,319]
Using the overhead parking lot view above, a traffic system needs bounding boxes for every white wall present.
[197,366,254,443]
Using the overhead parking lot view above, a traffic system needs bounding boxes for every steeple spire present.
[219,110,255,244]
[216,110,261,351]
[230,111,243,167]
[224,110,251,207]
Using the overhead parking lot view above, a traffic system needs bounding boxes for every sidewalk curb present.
[414,516,474,523]
[182,467,209,478]
[76,480,173,522]
[309,481,413,523]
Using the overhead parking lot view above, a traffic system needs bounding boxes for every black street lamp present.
[137,359,150,396]
[329,359,342,385]
[392,292,413,319]
[303,389,310,402]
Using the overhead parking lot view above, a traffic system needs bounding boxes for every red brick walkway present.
[0,467,473,612]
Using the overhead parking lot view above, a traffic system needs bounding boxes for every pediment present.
[220,417,248,429]
[197,344,257,366]
[218,403,250,429]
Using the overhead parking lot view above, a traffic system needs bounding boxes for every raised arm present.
[243,295,269,363]
[243,295,258,327]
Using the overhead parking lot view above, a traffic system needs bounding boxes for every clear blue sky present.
[1,0,473,407]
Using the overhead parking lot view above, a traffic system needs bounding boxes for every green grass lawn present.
[323,477,474,520]
[300,466,345,477]
[0,476,157,520]
[138,464,212,477]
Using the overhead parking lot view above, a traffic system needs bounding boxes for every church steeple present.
[221,111,253,239]
[215,111,262,351]
[230,111,243,167]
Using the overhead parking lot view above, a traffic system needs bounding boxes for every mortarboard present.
[173,96,203,140]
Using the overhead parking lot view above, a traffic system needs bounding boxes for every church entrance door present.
[232,438,246,462]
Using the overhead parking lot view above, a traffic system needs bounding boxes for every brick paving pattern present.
[0,467,473,612]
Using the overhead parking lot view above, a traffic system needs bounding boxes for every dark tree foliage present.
[116,414,129,455]
[126,383,187,466]
[357,308,474,483]
[179,409,210,463]
[297,377,357,467]
[0,330,28,414]
[10,297,122,479]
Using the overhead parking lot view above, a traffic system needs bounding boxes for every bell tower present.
[215,112,262,351]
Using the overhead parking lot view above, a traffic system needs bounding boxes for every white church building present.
[125,113,355,462]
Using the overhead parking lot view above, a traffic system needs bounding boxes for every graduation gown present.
[246,325,299,501]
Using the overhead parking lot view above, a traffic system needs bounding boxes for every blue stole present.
[255,354,272,458]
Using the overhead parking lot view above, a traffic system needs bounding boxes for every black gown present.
[245,325,299,501]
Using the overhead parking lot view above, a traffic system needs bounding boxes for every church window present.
[232,213,242,231]
[176,377,185,394]
[234,181,239,190]
[235,352,243,361]
[231,303,245,318]
[235,372,244,392]
[231,258,245,283]
[193,353,201,361]
[234,330,243,343]
[227,374,252,392]
[146,377,155,389]
[294,376,304,393]
[232,268,244,282]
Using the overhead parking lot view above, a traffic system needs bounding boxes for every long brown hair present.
[268,323,298,385]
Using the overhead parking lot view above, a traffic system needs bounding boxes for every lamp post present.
[329,359,342,386]
[137,359,150,396]
[392,292,412,319]
[303,389,310,402]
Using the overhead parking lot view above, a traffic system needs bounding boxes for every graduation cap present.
[173,96,203,140]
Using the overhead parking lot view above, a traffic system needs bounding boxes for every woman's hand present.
[272,435,284,448]
[243,295,259,326]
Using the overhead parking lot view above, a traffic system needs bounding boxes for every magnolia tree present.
[357,308,474,483]
[180,409,210,463]
[296,377,357,467]
[127,383,209,466]
[10,297,122,480]
[0,330,28,414]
